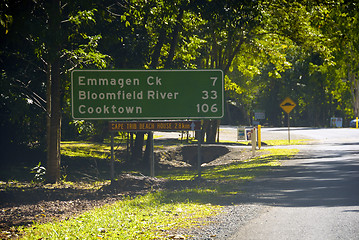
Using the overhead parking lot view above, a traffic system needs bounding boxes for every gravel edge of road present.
[185,203,270,240]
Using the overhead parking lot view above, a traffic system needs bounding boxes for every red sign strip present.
[109,121,202,132]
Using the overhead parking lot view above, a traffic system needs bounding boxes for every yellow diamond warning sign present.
[280,97,296,114]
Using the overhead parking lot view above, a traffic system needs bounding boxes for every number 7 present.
[210,77,217,86]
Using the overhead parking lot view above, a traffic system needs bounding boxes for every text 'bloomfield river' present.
[71,69,224,119]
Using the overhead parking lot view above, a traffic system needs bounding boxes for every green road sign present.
[71,69,224,120]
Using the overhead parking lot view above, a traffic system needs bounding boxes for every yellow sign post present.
[280,97,296,143]
[258,125,262,149]
[280,97,296,114]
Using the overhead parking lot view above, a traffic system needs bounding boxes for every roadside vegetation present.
[1,138,299,239]
[19,192,221,240]
[2,0,358,184]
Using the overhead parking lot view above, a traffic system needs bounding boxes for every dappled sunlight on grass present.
[158,148,299,182]
[264,139,312,145]
[157,168,196,181]
[201,157,279,181]
[20,191,222,240]
[61,141,115,159]
[158,148,299,205]
[18,148,299,239]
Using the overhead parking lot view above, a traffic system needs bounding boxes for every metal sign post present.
[251,127,256,157]
[197,130,202,178]
[148,131,154,177]
[280,97,296,144]
[287,113,290,143]
[110,133,114,181]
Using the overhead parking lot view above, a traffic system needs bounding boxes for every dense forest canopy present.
[1,0,358,182]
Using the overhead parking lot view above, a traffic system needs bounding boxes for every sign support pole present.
[197,130,202,178]
[258,125,261,149]
[251,127,256,157]
[110,132,115,181]
[280,97,295,144]
[288,113,291,144]
[149,131,154,177]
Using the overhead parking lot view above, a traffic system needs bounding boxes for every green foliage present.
[1,0,359,179]
[69,120,95,137]
[30,162,46,182]
[68,9,97,26]
[0,13,13,34]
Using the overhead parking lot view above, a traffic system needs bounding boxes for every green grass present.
[19,192,221,240]
[18,148,299,239]
[157,148,299,181]
[61,141,114,159]
[60,138,307,161]
[157,148,299,206]
[201,139,312,146]
[263,139,312,146]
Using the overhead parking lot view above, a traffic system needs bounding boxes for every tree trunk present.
[47,59,61,183]
[165,8,183,69]
[150,28,166,69]
[131,132,145,167]
[203,119,219,143]
[46,64,51,176]
[350,69,359,117]
[45,0,62,183]
[143,132,152,168]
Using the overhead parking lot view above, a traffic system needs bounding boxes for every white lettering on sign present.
[79,105,142,115]
[201,90,217,100]
[72,70,223,119]
[78,76,140,88]
[79,91,144,100]
[147,91,179,100]
[146,76,162,86]
[211,77,217,86]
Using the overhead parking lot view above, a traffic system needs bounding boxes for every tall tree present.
[318,1,359,118]
[45,0,62,182]
[1,0,109,182]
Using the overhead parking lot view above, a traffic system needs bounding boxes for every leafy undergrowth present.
[16,148,299,239]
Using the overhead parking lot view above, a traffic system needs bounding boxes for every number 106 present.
[196,104,218,113]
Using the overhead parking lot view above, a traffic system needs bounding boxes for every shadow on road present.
[239,148,359,208]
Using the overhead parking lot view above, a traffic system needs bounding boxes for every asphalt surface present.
[155,126,359,239]
[228,127,359,240]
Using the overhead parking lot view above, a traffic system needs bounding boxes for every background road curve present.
[228,128,359,240]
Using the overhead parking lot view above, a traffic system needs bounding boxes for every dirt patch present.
[155,145,230,168]
[0,145,257,239]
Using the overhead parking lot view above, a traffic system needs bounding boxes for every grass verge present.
[263,139,312,146]
[18,148,299,239]
[19,192,220,240]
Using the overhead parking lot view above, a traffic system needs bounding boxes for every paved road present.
[228,127,359,240]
